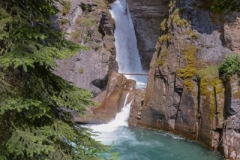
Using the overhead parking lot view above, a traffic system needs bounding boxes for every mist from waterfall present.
[109,0,148,88]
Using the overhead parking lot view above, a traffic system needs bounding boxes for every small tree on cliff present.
[0,0,109,159]
[210,0,240,12]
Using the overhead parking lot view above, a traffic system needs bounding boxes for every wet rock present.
[75,71,136,124]
[128,0,169,70]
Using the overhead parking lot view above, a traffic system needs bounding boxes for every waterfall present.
[110,0,148,88]
[89,93,131,132]
[109,0,142,73]
[87,93,132,145]
[87,0,146,144]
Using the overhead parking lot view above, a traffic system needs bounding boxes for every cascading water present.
[109,0,141,73]
[109,0,148,88]
[84,0,224,159]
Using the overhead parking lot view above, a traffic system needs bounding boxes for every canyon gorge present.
[53,0,240,159]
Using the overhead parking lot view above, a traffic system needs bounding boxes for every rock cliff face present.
[53,0,240,159]
[54,0,117,96]
[128,0,169,70]
[74,71,136,124]
[128,0,240,159]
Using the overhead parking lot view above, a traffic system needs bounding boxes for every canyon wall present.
[54,0,117,96]
[128,0,240,159]
[128,0,169,70]
[53,0,240,159]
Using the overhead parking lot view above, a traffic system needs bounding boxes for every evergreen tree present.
[0,0,110,159]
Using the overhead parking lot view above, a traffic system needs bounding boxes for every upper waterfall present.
[109,0,142,73]
[110,0,148,88]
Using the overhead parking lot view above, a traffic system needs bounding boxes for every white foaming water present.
[87,0,149,147]
[110,0,141,73]
[87,93,133,144]
[110,0,148,88]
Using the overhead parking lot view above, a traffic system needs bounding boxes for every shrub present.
[62,0,71,16]
[219,54,240,81]
[210,0,240,12]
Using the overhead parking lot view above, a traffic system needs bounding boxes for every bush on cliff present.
[219,54,240,81]
[210,0,240,12]
[0,0,111,159]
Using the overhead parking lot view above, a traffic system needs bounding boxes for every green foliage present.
[196,65,219,79]
[93,0,108,9]
[78,67,84,74]
[0,0,110,159]
[62,0,71,16]
[183,30,199,39]
[169,0,176,8]
[219,54,240,81]
[176,45,197,79]
[171,9,189,27]
[158,34,172,44]
[176,45,197,93]
[210,0,240,13]
[158,49,168,66]
[59,18,70,26]
[160,19,167,31]
[80,15,96,28]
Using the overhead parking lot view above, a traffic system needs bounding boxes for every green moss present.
[158,59,164,66]
[233,90,240,99]
[158,34,171,44]
[183,30,199,39]
[214,79,223,94]
[80,15,96,28]
[160,18,167,31]
[200,77,214,120]
[171,9,189,27]
[196,65,219,79]
[93,0,108,8]
[78,67,84,74]
[183,79,196,95]
[62,0,71,16]
[169,0,176,8]
[200,77,211,96]
[71,30,82,42]
[59,18,69,26]
[200,76,224,120]
[158,49,168,66]
[176,45,197,79]
[176,45,198,93]
[209,96,216,120]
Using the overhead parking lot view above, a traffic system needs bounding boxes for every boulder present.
[75,71,136,124]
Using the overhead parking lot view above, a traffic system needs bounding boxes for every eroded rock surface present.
[128,0,240,159]
[75,71,136,124]
[128,0,169,70]
[54,0,117,95]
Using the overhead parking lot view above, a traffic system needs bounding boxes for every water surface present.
[101,127,224,160]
